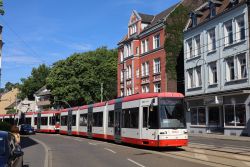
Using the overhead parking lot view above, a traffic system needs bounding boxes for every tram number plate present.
[172,130,179,134]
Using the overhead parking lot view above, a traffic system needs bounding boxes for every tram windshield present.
[159,98,185,129]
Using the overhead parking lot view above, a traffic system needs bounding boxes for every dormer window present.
[209,1,216,18]
[130,24,137,35]
[190,12,197,27]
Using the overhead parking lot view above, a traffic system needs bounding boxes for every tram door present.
[114,100,122,142]
[37,112,41,131]
[87,105,93,137]
[67,109,72,135]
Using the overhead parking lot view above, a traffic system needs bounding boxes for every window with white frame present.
[141,62,149,77]
[208,28,216,51]
[153,34,160,49]
[153,58,160,74]
[208,62,217,84]
[237,53,247,79]
[194,35,201,57]
[224,104,246,127]
[136,69,139,78]
[130,24,137,35]
[154,82,161,93]
[195,66,202,87]
[187,69,194,89]
[186,38,193,59]
[141,39,149,54]
[226,57,235,81]
[120,90,124,97]
[235,15,245,42]
[126,88,132,96]
[120,51,124,62]
[142,85,149,93]
[120,70,124,82]
[141,40,145,54]
[224,20,233,46]
[190,107,206,125]
[126,65,132,79]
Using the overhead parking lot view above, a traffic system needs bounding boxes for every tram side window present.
[25,118,32,125]
[122,107,139,129]
[41,117,48,125]
[79,114,88,126]
[93,112,103,127]
[61,116,68,126]
[34,117,37,125]
[108,110,114,127]
[143,106,158,129]
[49,117,56,125]
[72,115,76,126]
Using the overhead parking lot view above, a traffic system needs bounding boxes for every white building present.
[184,0,250,136]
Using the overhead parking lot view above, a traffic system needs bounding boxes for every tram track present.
[163,144,250,167]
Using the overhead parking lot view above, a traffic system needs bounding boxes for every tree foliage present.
[164,4,189,80]
[46,47,117,106]
[0,0,4,15]
[18,64,50,100]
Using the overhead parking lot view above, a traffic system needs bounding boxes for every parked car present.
[19,124,35,135]
[0,131,23,167]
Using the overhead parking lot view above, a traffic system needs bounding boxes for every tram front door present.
[67,109,72,135]
[114,100,122,142]
[87,105,93,137]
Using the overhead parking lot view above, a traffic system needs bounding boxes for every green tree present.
[0,0,4,15]
[47,47,117,106]
[4,82,19,92]
[18,64,50,100]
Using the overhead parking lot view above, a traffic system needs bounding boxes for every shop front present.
[186,92,250,136]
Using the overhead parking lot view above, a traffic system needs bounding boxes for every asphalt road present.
[22,134,211,167]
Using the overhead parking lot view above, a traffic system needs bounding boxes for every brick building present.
[117,0,205,97]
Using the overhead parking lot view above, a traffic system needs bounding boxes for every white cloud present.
[3,55,42,65]
[51,38,92,51]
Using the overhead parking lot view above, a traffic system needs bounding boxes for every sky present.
[0,0,179,87]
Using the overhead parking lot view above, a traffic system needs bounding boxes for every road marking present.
[31,137,52,167]
[88,142,97,146]
[127,158,145,167]
[104,148,116,154]
[73,138,83,142]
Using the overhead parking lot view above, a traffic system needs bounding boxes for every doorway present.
[208,106,224,133]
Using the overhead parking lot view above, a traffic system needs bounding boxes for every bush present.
[0,121,12,131]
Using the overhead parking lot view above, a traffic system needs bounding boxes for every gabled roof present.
[185,0,246,31]
[138,13,154,23]
[34,85,51,96]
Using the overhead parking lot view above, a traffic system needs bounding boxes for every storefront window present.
[191,108,197,125]
[224,104,246,127]
[235,104,246,126]
[225,105,234,126]
[190,107,205,125]
[198,108,206,125]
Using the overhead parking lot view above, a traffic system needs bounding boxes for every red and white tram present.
[1,92,188,147]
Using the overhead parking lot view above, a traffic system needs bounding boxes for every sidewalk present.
[189,133,250,142]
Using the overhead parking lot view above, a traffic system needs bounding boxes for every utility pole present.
[100,82,103,102]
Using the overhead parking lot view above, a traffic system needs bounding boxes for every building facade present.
[117,3,183,97]
[184,0,250,136]
[34,86,52,112]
